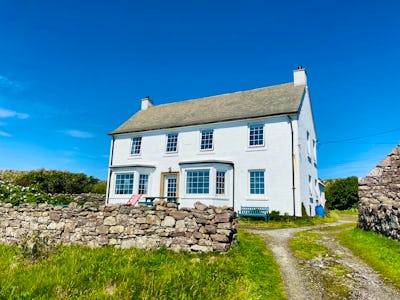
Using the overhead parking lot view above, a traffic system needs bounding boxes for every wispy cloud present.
[64,130,93,138]
[0,130,12,137]
[0,108,29,119]
[0,75,24,92]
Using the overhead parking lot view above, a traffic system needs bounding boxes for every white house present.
[106,68,324,216]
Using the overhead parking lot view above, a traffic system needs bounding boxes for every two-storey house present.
[106,68,324,216]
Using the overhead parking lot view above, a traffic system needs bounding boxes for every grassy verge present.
[337,228,400,289]
[289,231,328,260]
[239,214,337,230]
[0,230,286,299]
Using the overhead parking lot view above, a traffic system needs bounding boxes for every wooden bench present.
[238,206,269,222]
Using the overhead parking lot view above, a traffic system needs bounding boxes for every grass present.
[239,214,337,230]
[337,227,400,289]
[0,230,286,299]
[289,231,328,260]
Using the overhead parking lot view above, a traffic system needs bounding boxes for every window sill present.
[163,153,179,157]
[128,155,142,160]
[246,197,268,201]
[197,151,215,155]
[245,147,267,152]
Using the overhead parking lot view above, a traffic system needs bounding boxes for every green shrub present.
[325,177,359,210]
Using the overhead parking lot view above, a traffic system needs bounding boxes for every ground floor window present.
[115,173,134,194]
[216,171,225,195]
[138,174,149,194]
[186,170,210,194]
[249,170,265,194]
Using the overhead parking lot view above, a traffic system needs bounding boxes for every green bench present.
[238,206,269,222]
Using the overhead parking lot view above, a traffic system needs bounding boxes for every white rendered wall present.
[296,87,320,216]
[108,115,295,215]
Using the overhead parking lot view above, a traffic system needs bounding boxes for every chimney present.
[293,66,307,86]
[141,96,153,111]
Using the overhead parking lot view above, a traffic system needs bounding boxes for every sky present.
[0,0,399,180]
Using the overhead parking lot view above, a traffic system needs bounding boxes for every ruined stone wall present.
[0,200,237,252]
[358,145,400,240]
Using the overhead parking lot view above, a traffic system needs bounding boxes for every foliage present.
[289,231,328,260]
[324,177,359,210]
[18,234,55,262]
[89,181,107,194]
[0,181,73,205]
[13,169,102,194]
[337,228,400,288]
[0,230,286,299]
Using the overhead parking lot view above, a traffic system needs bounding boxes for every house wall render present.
[358,145,400,240]
[0,201,237,252]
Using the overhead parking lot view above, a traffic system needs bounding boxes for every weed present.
[289,231,328,260]
[18,233,55,262]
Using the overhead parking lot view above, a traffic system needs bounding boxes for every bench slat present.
[238,206,269,222]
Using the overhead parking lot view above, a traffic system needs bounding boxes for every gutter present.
[287,115,296,217]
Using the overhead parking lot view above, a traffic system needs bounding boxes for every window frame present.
[130,136,142,156]
[138,174,149,195]
[115,173,134,195]
[248,123,265,147]
[165,133,178,153]
[216,171,226,195]
[186,169,210,194]
[200,129,214,151]
[249,170,265,195]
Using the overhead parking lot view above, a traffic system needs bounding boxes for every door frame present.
[160,172,180,198]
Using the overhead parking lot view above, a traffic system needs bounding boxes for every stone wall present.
[0,200,237,252]
[358,145,400,240]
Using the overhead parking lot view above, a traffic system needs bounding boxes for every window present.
[166,133,178,153]
[216,171,226,195]
[115,174,134,194]
[307,131,311,157]
[249,170,265,194]
[200,129,213,150]
[308,175,312,195]
[131,137,142,155]
[186,170,210,194]
[138,174,149,194]
[249,124,264,146]
[313,139,317,162]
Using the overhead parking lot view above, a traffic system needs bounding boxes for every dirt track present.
[249,217,400,300]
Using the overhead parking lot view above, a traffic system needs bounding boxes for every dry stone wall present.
[358,145,400,240]
[0,200,237,252]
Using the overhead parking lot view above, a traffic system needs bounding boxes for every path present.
[248,216,400,300]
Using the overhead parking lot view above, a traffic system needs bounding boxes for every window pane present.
[131,137,142,155]
[115,173,134,194]
[138,174,149,194]
[186,170,210,194]
[216,171,225,195]
[249,170,265,194]
[166,133,178,152]
[201,130,213,150]
[249,124,264,146]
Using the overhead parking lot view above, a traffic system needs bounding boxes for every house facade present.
[106,68,324,216]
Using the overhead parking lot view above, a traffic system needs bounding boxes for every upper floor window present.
[249,124,264,147]
[166,133,178,153]
[249,170,265,195]
[216,171,226,195]
[186,170,210,194]
[313,139,317,162]
[307,131,311,157]
[200,129,213,150]
[138,174,149,194]
[115,173,134,194]
[131,137,142,155]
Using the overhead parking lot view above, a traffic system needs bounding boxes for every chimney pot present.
[141,96,153,111]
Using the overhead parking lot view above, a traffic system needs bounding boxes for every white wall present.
[108,115,296,215]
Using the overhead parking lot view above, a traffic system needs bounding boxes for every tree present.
[324,176,359,210]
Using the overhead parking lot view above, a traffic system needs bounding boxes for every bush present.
[325,177,359,210]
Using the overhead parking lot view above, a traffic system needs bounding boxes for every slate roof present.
[110,82,305,135]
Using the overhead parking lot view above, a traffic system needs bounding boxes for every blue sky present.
[0,0,399,180]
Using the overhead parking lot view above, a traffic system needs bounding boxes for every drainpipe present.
[287,115,296,217]
[232,164,235,211]
[106,136,115,204]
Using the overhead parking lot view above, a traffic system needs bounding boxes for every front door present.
[160,172,179,202]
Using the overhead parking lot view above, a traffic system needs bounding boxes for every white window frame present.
[248,123,265,147]
[138,174,149,195]
[165,133,178,153]
[306,131,311,158]
[186,169,210,194]
[115,173,134,195]
[200,129,214,151]
[130,136,142,156]
[216,171,226,195]
[313,139,317,163]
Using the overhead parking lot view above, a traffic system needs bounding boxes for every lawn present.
[0,230,286,299]
[337,228,400,289]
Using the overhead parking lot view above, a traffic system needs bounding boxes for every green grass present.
[289,231,328,260]
[239,214,337,230]
[0,230,286,299]
[337,228,400,289]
